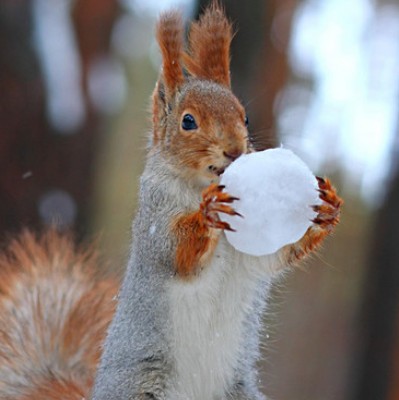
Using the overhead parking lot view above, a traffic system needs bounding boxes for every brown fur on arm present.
[172,184,238,279]
[172,211,219,278]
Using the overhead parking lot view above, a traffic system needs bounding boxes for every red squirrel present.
[0,4,342,400]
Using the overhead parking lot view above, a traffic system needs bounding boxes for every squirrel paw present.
[200,183,240,231]
[312,176,343,232]
[286,177,342,264]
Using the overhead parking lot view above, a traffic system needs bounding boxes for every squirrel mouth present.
[216,167,225,176]
[208,165,226,176]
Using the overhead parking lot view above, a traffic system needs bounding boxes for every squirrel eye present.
[182,114,198,130]
[244,115,249,127]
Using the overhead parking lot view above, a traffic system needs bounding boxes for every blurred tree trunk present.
[353,133,399,400]
[353,6,399,399]
[71,0,120,112]
[194,0,296,150]
[389,302,399,400]
[70,0,121,234]
[0,1,48,233]
[0,0,119,239]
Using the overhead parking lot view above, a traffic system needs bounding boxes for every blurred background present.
[1,0,399,399]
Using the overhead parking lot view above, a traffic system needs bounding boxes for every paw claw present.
[287,177,342,265]
[313,177,343,232]
[318,189,327,198]
[200,184,239,231]
[224,224,236,232]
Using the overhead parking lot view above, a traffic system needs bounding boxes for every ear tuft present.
[156,11,185,96]
[183,2,233,87]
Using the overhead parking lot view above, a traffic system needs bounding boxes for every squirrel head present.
[151,3,250,187]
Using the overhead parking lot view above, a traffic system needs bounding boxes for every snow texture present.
[220,148,321,256]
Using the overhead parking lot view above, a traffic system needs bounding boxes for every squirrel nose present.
[223,149,242,162]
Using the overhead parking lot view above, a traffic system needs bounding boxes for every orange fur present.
[167,87,248,178]
[173,184,238,278]
[173,211,214,278]
[156,11,185,96]
[152,3,245,151]
[18,379,87,400]
[183,2,233,86]
[0,230,119,400]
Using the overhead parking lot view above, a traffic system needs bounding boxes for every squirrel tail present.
[0,229,119,400]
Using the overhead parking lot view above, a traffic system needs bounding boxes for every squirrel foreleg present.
[281,177,343,266]
[172,184,239,278]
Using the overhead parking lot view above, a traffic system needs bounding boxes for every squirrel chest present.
[166,235,271,400]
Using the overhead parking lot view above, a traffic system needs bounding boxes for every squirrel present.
[0,3,342,400]
[92,4,342,400]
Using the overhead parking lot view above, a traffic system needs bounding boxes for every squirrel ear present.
[183,2,233,87]
[151,80,169,145]
[156,11,185,98]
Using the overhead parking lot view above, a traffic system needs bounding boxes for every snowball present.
[220,148,321,256]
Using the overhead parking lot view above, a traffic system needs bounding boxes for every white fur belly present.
[167,237,268,400]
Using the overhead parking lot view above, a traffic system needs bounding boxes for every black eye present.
[182,114,198,130]
[244,115,249,127]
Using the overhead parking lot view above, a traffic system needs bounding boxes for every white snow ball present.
[220,148,321,256]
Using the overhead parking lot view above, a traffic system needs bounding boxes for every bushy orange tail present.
[0,230,119,400]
